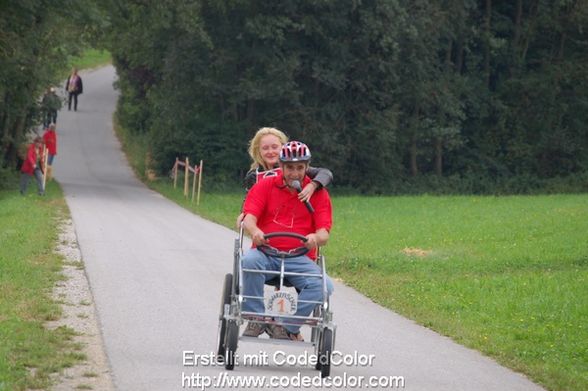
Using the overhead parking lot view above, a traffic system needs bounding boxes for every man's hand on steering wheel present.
[251,228,268,246]
[304,233,318,250]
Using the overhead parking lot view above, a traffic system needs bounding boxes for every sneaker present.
[243,322,267,337]
[269,325,304,341]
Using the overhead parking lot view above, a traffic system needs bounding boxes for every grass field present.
[68,49,111,71]
[143,178,588,391]
[329,195,588,391]
[0,182,84,390]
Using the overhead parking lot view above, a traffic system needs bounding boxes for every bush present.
[330,171,588,196]
[0,166,18,190]
[149,117,249,184]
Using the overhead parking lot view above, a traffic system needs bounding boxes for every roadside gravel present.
[47,218,115,391]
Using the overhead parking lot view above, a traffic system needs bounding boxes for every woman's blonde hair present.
[248,127,288,170]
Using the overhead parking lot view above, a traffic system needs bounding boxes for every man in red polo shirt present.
[241,141,334,341]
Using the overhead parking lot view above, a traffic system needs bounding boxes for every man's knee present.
[304,275,333,296]
[242,249,268,270]
[326,276,334,296]
[316,276,334,297]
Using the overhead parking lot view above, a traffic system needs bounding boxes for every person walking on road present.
[65,68,83,111]
[20,137,45,196]
[41,87,61,126]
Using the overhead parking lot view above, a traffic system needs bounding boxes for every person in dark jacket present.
[41,87,61,126]
[65,68,83,111]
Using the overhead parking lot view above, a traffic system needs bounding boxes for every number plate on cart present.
[266,290,298,315]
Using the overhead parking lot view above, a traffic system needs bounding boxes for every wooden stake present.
[191,164,198,203]
[196,160,203,205]
[42,146,48,191]
[184,157,189,197]
[173,157,178,188]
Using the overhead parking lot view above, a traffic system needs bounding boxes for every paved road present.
[54,66,543,391]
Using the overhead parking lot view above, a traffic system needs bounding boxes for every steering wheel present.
[257,232,309,258]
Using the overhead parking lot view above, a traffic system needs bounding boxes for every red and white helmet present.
[279,141,311,162]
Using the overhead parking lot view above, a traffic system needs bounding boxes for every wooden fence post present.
[191,164,198,203]
[184,157,189,197]
[196,160,203,205]
[42,146,48,191]
[173,157,178,188]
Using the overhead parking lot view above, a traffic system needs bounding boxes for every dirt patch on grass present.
[401,247,432,257]
[46,219,115,391]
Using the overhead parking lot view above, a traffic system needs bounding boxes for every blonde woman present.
[243,127,332,197]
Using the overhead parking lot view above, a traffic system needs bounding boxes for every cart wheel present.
[312,307,321,369]
[232,239,240,292]
[314,329,323,370]
[311,306,321,345]
[319,328,333,378]
[224,320,239,370]
[216,273,232,361]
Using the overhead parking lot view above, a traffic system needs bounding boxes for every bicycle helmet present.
[279,141,311,162]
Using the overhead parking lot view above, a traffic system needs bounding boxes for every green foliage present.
[67,49,111,74]
[0,165,17,190]
[3,1,588,192]
[114,114,150,180]
[103,0,588,193]
[0,0,107,171]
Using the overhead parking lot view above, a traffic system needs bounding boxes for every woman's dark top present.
[243,166,333,191]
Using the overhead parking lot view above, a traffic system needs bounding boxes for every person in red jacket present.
[20,137,45,196]
[42,123,57,180]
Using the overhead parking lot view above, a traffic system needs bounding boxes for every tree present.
[0,0,104,171]
[102,0,588,193]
